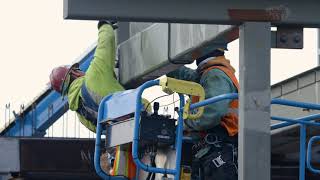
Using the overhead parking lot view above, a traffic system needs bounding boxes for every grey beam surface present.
[119,23,238,87]
[118,22,293,88]
[238,22,271,180]
[117,22,130,44]
[64,0,320,28]
[0,138,20,173]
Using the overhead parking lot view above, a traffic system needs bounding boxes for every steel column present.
[239,22,271,180]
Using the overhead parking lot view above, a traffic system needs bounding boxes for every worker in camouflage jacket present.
[167,47,239,180]
[49,21,136,179]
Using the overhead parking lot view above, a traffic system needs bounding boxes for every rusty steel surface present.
[228,7,288,22]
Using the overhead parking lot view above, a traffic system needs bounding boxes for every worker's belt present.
[190,128,238,179]
[76,84,99,125]
[190,125,238,156]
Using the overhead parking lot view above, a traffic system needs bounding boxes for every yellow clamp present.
[159,77,205,120]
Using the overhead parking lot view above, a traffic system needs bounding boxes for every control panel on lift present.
[103,101,176,150]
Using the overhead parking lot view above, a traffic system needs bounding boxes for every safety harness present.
[190,62,239,177]
[76,83,99,125]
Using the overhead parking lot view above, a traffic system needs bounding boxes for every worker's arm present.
[166,66,199,82]
[184,69,237,131]
[89,24,115,77]
[85,24,124,97]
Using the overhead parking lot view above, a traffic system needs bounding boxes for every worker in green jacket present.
[49,21,136,178]
[50,21,123,132]
[167,47,239,180]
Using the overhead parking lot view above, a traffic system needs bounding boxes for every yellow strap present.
[113,146,120,175]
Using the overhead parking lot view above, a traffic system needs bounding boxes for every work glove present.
[98,20,118,30]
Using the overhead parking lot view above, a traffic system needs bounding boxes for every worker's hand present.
[98,20,118,30]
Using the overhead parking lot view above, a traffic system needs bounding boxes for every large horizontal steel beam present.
[64,0,320,28]
[118,23,303,87]
[118,23,238,87]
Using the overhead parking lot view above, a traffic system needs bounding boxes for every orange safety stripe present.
[127,145,136,179]
[111,145,136,179]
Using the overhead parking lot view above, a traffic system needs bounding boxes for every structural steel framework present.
[63,1,320,180]
[2,1,320,180]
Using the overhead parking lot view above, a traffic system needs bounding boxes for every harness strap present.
[81,83,99,112]
[76,83,100,125]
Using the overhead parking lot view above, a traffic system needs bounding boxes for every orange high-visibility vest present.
[203,65,239,136]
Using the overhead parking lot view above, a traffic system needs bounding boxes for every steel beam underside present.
[64,0,320,28]
[0,44,97,137]
[119,23,238,87]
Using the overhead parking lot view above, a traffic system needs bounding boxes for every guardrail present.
[95,83,320,180]
[95,79,185,180]
[190,93,320,180]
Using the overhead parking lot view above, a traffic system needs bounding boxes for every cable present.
[146,145,157,180]
[159,94,189,107]
[173,94,175,119]
[159,99,180,108]
[144,94,171,111]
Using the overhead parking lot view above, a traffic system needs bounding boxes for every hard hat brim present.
[61,63,80,96]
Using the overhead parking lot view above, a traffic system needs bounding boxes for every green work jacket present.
[167,66,237,131]
[68,25,125,132]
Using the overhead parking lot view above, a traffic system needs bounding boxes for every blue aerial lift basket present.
[94,78,320,180]
[94,77,207,180]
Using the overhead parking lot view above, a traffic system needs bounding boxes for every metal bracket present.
[275,27,303,49]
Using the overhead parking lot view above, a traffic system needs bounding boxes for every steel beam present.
[238,22,271,180]
[0,138,100,179]
[64,0,320,28]
[119,23,238,87]
[0,138,19,173]
[117,22,130,44]
[119,22,300,88]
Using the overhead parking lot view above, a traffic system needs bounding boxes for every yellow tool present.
[180,166,191,180]
[159,77,205,120]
